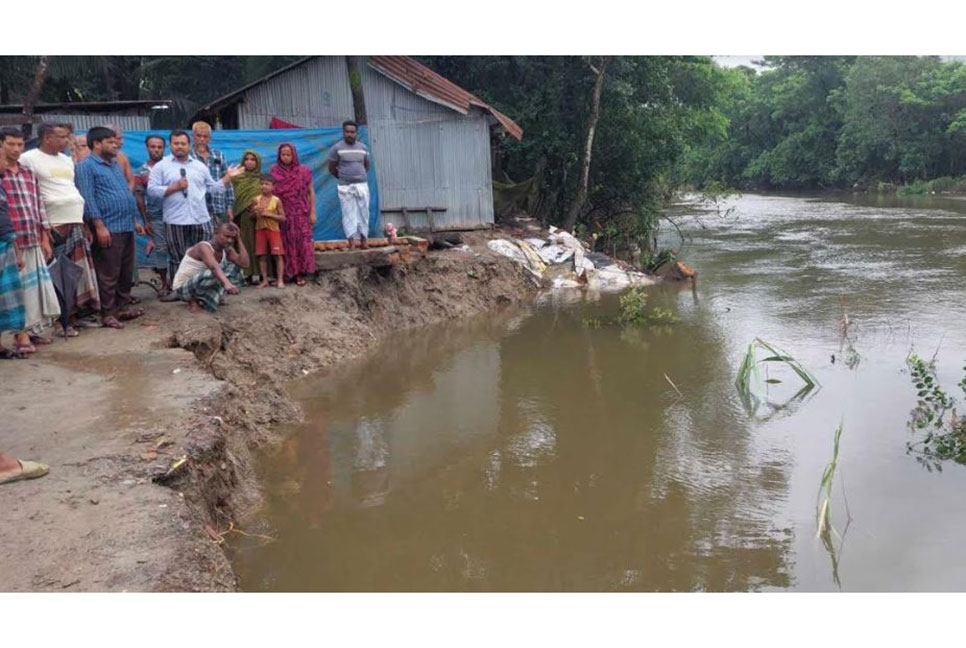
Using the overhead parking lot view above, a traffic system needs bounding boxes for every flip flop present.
[0,348,26,360]
[295,277,306,286]
[74,316,102,329]
[29,335,53,345]
[117,308,145,321]
[59,326,80,338]
[102,316,125,329]
[0,460,49,485]
[14,342,36,354]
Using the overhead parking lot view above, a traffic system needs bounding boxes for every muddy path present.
[0,237,536,591]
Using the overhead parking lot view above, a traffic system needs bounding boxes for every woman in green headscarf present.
[231,150,262,279]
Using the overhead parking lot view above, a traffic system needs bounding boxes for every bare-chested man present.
[171,220,249,313]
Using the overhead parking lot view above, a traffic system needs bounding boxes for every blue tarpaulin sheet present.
[122,128,380,266]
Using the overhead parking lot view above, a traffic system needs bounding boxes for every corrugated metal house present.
[192,56,522,231]
[0,99,174,132]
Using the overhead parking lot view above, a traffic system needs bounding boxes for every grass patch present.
[735,338,819,413]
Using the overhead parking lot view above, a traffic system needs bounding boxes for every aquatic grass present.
[735,338,819,413]
[816,420,851,589]
[816,420,843,538]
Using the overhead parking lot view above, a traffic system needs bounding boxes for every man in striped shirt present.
[75,126,142,329]
[191,121,234,225]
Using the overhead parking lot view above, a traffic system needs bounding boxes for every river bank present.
[0,234,538,591]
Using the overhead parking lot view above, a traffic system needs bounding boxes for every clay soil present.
[0,237,536,591]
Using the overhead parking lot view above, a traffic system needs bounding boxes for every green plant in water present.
[817,420,843,538]
[905,355,966,465]
[816,420,851,589]
[617,287,679,327]
[735,338,819,412]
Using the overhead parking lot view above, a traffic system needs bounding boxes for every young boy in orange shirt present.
[254,174,286,288]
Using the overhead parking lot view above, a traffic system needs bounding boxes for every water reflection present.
[234,192,966,592]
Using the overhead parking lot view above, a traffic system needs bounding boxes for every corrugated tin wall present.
[360,62,494,230]
[235,57,495,229]
[237,57,353,129]
[36,114,150,132]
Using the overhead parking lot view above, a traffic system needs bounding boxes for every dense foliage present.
[422,56,731,252]
[0,56,301,112]
[681,56,966,191]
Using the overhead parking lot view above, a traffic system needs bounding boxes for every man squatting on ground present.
[327,120,371,249]
[147,129,242,290]
[172,220,249,313]
[74,127,144,330]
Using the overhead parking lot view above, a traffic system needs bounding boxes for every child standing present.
[254,174,286,288]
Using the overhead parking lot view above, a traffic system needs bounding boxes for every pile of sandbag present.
[487,226,655,292]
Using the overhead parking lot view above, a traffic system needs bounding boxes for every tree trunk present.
[21,56,51,136]
[346,56,368,126]
[563,57,609,233]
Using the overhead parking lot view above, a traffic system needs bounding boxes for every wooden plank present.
[401,207,411,234]
[380,206,448,212]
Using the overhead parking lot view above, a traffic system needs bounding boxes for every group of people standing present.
[0,119,371,485]
[0,119,371,359]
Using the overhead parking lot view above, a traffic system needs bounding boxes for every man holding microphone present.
[147,129,242,287]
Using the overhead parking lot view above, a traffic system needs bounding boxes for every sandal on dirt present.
[14,341,36,354]
[0,347,26,359]
[101,316,125,329]
[59,326,80,338]
[29,335,53,345]
[295,277,306,286]
[0,460,49,485]
[116,308,145,321]
[74,316,102,329]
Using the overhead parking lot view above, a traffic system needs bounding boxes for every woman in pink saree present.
[270,143,316,285]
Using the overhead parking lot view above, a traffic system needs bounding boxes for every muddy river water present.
[231,193,966,591]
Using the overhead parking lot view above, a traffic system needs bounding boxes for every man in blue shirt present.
[74,126,142,329]
[147,129,242,280]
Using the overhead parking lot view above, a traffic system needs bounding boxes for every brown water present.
[231,192,966,591]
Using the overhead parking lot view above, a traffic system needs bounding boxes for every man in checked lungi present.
[171,221,249,313]
[0,150,27,359]
[0,127,60,354]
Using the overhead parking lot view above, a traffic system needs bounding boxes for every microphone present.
[179,168,187,198]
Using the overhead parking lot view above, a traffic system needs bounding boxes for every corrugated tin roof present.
[368,57,523,141]
[196,56,523,141]
[197,57,316,114]
[0,99,173,113]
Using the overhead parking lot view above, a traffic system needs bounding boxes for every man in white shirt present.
[147,129,242,281]
[20,123,100,335]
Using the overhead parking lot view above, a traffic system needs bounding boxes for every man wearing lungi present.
[0,127,60,354]
[20,123,99,336]
[327,121,371,250]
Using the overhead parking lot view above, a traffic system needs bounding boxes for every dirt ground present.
[0,237,536,591]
